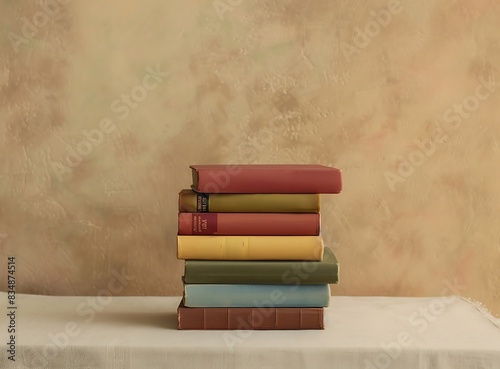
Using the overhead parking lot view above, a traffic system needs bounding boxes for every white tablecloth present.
[1,292,499,369]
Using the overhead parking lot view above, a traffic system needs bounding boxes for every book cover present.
[183,283,331,308]
[184,247,338,284]
[190,164,342,194]
[178,189,320,213]
[178,212,320,235]
[177,235,324,261]
[177,302,324,330]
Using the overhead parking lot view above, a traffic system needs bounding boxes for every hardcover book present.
[183,283,331,308]
[183,247,338,284]
[178,212,320,235]
[178,189,320,213]
[177,235,324,261]
[190,164,342,194]
[177,302,325,330]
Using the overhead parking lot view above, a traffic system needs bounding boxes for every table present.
[1,292,499,368]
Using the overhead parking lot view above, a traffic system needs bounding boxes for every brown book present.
[178,212,320,235]
[178,189,320,213]
[190,164,342,194]
[177,301,324,330]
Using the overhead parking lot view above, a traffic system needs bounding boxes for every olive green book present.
[183,247,338,284]
[178,189,320,213]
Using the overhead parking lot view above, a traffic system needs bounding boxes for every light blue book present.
[183,283,330,308]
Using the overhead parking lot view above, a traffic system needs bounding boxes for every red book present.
[190,164,342,194]
[178,212,320,235]
[177,302,324,330]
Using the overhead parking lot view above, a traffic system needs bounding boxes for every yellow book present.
[177,235,324,261]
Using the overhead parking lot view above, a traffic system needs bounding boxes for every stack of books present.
[176,164,342,330]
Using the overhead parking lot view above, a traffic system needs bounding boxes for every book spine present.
[192,166,342,194]
[178,213,320,235]
[177,235,324,261]
[177,305,324,330]
[178,190,320,213]
[183,248,338,284]
[183,284,331,308]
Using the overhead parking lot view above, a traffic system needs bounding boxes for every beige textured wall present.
[1,0,499,317]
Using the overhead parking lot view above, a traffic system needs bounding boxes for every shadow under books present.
[95,311,178,330]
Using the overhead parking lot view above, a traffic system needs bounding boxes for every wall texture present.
[1,0,499,317]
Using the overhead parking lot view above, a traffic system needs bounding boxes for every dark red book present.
[178,212,320,235]
[190,164,342,194]
[177,301,324,330]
